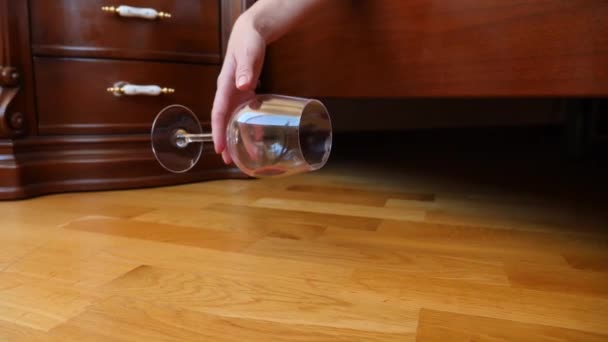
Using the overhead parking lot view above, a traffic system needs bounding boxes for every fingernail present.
[237,75,248,88]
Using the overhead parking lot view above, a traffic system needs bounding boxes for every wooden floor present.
[1,130,608,341]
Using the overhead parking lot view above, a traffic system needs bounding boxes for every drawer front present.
[35,57,219,135]
[30,0,220,63]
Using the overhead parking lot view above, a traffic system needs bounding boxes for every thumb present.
[234,45,264,91]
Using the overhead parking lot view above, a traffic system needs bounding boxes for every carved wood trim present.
[0,87,19,134]
[0,0,31,137]
[0,134,245,200]
[0,0,18,137]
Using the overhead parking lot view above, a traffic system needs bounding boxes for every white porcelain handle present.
[107,82,175,96]
[102,5,171,20]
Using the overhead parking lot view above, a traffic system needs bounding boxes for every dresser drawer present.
[30,0,220,63]
[35,57,219,135]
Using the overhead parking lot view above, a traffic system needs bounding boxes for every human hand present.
[211,16,265,164]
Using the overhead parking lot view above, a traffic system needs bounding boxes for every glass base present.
[151,105,203,173]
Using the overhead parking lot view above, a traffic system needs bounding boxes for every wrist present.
[236,5,274,44]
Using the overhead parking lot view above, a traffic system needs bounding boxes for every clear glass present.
[151,104,203,173]
[151,94,332,177]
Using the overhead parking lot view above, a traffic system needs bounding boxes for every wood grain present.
[416,308,608,342]
[281,185,435,207]
[505,261,608,297]
[0,273,97,331]
[253,198,426,221]
[202,203,382,231]
[245,237,509,286]
[0,321,48,342]
[30,0,220,63]
[62,217,254,252]
[133,207,327,240]
[319,226,568,266]
[0,154,607,340]
[5,240,139,289]
[263,0,608,97]
[352,270,608,335]
[103,265,420,334]
[103,237,353,284]
[35,57,219,135]
[50,296,413,342]
[563,250,608,273]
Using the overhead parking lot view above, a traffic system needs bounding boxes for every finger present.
[222,150,232,165]
[211,59,235,154]
[234,43,265,91]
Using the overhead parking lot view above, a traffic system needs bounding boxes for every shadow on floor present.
[327,125,608,229]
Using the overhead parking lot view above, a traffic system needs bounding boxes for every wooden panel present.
[103,265,420,334]
[253,197,426,221]
[35,57,218,135]
[6,241,140,290]
[262,0,608,97]
[279,185,434,206]
[49,296,412,341]
[0,321,48,342]
[505,261,608,297]
[30,0,220,63]
[0,223,49,271]
[416,309,608,341]
[244,237,510,286]
[0,272,97,331]
[62,217,254,252]
[133,207,328,240]
[200,203,382,231]
[102,234,353,283]
[564,250,608,273]
[322,98,565,133]
[0,134,244,200]
[320,226,568,266]
[353,269,608,335]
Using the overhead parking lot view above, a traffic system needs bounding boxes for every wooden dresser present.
[0,0,251,200]
[259,0,607,149]
[263,0,608,98]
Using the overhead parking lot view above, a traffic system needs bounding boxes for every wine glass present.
[151,94,333,177]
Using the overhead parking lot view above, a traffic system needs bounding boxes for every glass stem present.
[174,130,213,148]
[181,133,213,143]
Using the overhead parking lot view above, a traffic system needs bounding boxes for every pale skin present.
[211,0,325,164]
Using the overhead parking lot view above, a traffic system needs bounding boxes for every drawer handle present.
[107,82,175,96]
[101,5,171,20]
